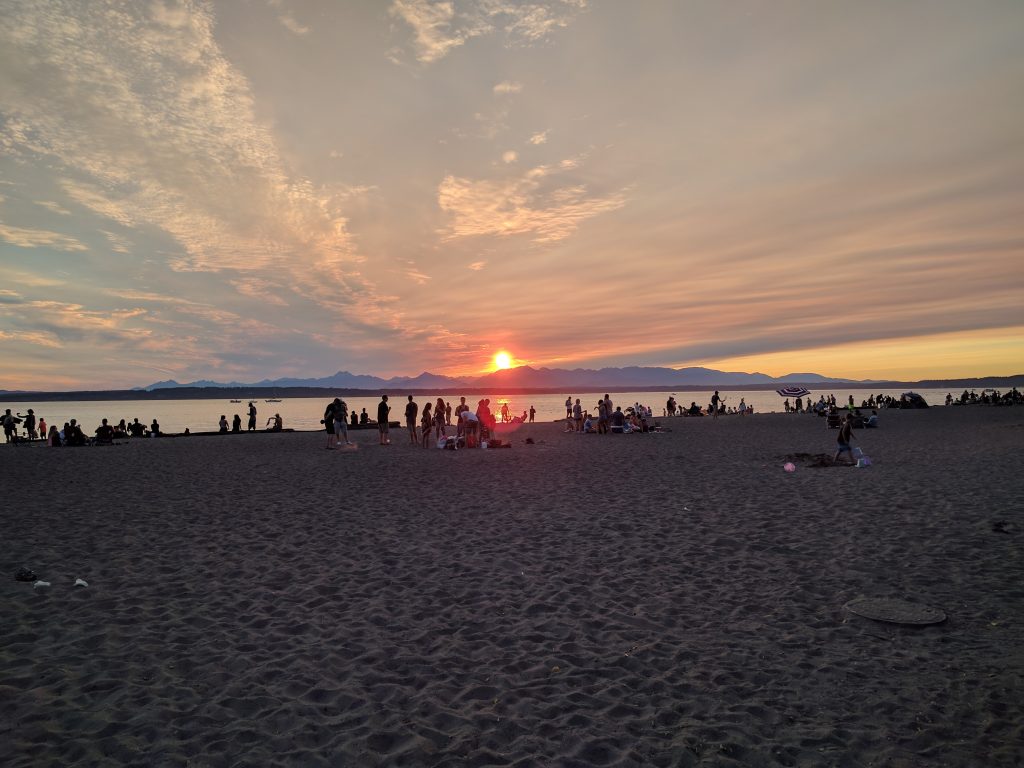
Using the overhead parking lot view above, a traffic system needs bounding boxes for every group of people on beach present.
[3,408,162,446]
[219,402,282,433]
[321,395,538,449]
[561,395,655,434]
[946,388,1021,406]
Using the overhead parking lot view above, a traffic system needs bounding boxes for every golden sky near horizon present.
[1,0,1022,390]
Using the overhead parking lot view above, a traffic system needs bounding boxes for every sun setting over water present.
[493,352,512,371]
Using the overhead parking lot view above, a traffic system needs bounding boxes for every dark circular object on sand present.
[844,598,946,625]
[15,567,38,582]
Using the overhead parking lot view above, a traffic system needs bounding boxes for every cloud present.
[0,329,63,348]
[502,150,518,163]
[267,0,310,35]
[390,0,587,64]
[403,266,432,284]
[438,161,627,243]
[230,277,289,306]
[528,130,548,145]
[0,0,405,337]
[35,200,71,215]
[0,222,88,251]
[0,289,25,304]
[100,229,131,254]
[468,261,486,270]
[493,81,522,95]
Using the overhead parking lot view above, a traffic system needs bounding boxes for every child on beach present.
[833,413,857,466]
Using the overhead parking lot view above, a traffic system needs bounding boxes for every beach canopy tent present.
[900,392,929,408]
[776,386,811,398]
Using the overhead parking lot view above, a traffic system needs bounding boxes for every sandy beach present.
[2,406,1022,767]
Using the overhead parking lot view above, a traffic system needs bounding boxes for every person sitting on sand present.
[266,413,283,432]
[219,415,228,433]
[128,418,147,437]
[65,419,86,446]
[150,419,161,437]
[610,406,626,433]
[833,413,857,466]
[94,418,115,444]
[360,408,369,425]
[48,424,61,446]
[232,414,242,432]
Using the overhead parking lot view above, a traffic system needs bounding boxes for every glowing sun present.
[493,351,512,370]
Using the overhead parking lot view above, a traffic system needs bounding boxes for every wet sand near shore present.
[3,407,1022,766]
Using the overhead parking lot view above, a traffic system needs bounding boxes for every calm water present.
[2,388,964,436]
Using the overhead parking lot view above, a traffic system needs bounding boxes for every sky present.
[1,0,1022,391]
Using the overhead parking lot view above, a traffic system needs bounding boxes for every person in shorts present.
[833,413,857,466]
[334,400,351,446]
[377,395,391,445]
[405,395,419,444]
[323,398,339,449]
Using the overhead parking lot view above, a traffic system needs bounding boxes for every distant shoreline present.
[1,377,1019,402]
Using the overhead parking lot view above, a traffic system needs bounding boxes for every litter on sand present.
[74,578,89,587]
[33,580,51,588]
[783,462,796,472]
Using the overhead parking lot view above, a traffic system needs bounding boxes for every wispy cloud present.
[493,81,522,95]
[502,150,518,164]
[267,0,310,36]
[438,161,627,243]
[468,261,487,270]
[35,200,72,215]
[0,0,404,334]
[528,130,548,145]
[0,223,88,251]
[390,0,587,64]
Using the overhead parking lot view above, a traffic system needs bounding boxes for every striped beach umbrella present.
[776,386,811,398]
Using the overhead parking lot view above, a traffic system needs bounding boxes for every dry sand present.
[2,407,1022,767]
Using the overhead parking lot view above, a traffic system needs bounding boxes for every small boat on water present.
[265,398,282,403]
[229,399,241,403]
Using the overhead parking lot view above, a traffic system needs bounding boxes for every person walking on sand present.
[833,413,857,466]
[247,401,257,431]
[377,395,391,445]
[405,395,419,444]
[566,396,573,419]
[711,390,722,419]
[529,405,535,423]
